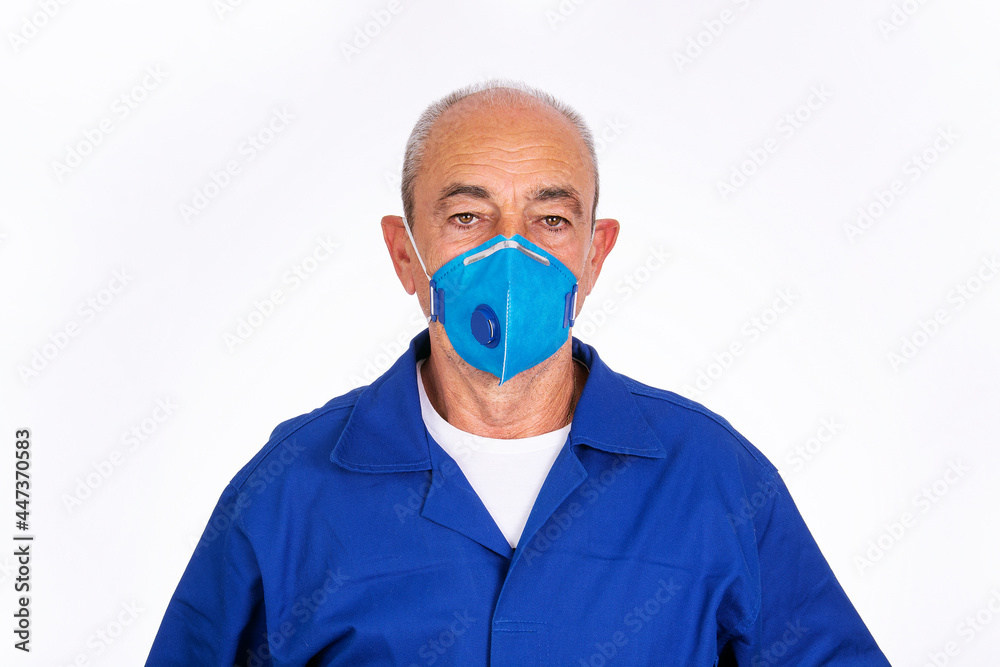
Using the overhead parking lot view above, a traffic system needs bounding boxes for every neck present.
[420,326,585,439]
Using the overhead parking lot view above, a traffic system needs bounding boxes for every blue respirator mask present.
[403,218,580,385]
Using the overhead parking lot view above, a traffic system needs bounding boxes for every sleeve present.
[721,472,892,666]
[145,483,271,667]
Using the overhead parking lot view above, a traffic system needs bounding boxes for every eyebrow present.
[435,183,492,214]
[529,185,583,218]
[434,182,584,218]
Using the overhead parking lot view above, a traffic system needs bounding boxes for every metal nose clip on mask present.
[402,218,579,385]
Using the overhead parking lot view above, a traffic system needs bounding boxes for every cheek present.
[546,238,591,280]
[579,252,602,294]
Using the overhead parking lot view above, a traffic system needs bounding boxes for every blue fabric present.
[431,234,578,384]
[146,329,890,666]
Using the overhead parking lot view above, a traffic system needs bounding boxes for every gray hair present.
[401,79,599,231]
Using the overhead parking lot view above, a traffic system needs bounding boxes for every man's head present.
[400,80,600,234]
[382,80,619,382]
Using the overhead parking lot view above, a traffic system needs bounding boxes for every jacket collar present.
[331,329,665,472]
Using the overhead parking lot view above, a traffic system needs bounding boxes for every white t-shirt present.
[415,359,570,548]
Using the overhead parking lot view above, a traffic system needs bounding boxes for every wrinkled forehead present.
[418,94,595,201]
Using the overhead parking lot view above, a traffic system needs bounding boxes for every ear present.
[381,215,418,295]
[581,217,620,297]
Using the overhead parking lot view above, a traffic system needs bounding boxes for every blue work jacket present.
[146,330,890,666]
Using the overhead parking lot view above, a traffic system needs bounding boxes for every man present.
[146,81,891,665]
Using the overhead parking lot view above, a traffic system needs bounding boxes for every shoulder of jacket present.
[617,373,777,476]
[229,386,366,491]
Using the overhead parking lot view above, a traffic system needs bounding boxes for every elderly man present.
[146,81,890,665]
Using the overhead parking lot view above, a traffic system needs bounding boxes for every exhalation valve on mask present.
[403,218,579,384]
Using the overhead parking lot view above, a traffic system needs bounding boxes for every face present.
[399,95,618,323]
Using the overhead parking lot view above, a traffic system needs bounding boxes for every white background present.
[2,0,999,665]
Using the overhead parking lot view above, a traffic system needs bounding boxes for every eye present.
[451,213,478,225]
[542,215,568,228]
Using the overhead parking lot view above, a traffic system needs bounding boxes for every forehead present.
[417,94,594,200]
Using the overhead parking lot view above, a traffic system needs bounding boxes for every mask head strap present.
[402,216,444,323]
[401,216,430,279]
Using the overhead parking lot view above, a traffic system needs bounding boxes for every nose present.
[495,212,527,241]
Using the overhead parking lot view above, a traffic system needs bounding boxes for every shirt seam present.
[622,378,776,473]
[230,397,360,491]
